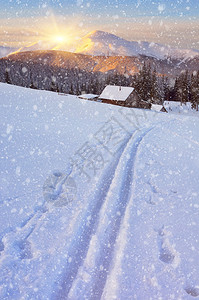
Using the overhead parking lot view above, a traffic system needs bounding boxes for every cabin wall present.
[100,99,122,106]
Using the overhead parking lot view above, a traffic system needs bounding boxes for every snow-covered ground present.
[0,83,199,299]
[163,101,197,115]
[152,102,198,115]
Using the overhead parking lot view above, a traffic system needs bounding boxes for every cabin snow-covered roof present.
[78,94,99,99]
[151,104,164,112]
[99,85,134,102]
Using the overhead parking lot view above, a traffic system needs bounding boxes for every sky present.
[0,0,199,50]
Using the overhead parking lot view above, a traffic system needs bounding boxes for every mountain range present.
[0,30,199,95]
[1,30,199,61]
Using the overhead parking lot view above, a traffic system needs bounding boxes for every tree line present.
[2,60,199,110]
[163,70,199,110]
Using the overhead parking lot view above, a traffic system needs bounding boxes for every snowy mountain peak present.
[75,30,135,57]
[84,30,122,40]
[75,30,199,60]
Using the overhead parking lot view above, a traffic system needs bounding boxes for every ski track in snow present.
[51,133,133,299]
[54,126,154,300]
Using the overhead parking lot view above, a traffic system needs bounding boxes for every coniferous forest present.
[1,59,199,110]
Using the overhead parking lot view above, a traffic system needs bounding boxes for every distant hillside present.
[0,50,198,100]
[1,49,196,79]
[0,51,107,94]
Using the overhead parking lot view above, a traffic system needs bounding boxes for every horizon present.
[0,0,199,51]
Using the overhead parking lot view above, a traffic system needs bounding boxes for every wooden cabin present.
[98,85,151,109]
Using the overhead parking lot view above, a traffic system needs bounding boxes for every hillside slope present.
[0,49,197,82]
[0,83,199,299]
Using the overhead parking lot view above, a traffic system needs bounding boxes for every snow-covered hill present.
[1,83,199,299]
[75,30,199,60]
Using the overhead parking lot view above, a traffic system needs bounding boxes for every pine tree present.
[5,69,11,84]
[150,68,159,103]
[177,71,190,105]
[161,75,170,103]
[190,71,199,111]
[29,72,36,89]
[133,62,158,103]
[50,80,59,92]
[173,78,180,102]
[69,83,74,95]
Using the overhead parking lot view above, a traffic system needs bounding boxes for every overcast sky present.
[0,0,199,50]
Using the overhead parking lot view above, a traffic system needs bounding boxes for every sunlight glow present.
[54,35,65,43]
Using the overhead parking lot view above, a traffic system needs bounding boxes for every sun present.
[54,35,65,43]
[49,34,72,50]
